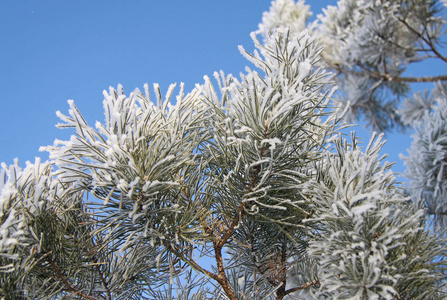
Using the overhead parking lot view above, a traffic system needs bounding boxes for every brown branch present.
[45,252,99,300]
[383,74,447,83]
[426,209,447,216]
[251,247,287,299]
[396,16,447,64]
[275,279,286,298]
[209,123,272,300]
[275,242,289,300]
[333,62,447,84]
[250,242,292,300]
[173,121,273,300]
[284,279,320,295]
[216,202,246,249]
[91,253,112,300]
[64,232,112,300]
[356,63,447,83]
[211,200,249,300]
[181,175,215,239]
[250,239,318,299]
[254,259,279,289]
[213,240,239,300]
[169,246,218,281]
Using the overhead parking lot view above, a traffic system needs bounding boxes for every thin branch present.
[396,16,447,63]
[92,253,112,300]
[426,209,447,216]
[255,262,279,289]
[212,200,248,300]
[336,63,447,83]
[384,74,447,83]
[284,279,320,295]
[45,252,99,300]
[169,246,218,281]
[213,239,239,300]
[357,63,447,83]
[211,124,272,300]
[216,202,246,249]
[65,233,112,300]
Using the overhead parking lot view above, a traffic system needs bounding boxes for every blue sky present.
[0,0,442,181]
[0,1,272,163]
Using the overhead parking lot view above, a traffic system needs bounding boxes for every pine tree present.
[1,3,447,300]
[260,0,447,238]
[401,82,447,229]
[259,0,447,132]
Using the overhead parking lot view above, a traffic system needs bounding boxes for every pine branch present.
[168,245,217,281]
[71,233,113,300]
[44,251,99,300]
[339,62,447,83]
[396,15,447,64]
[216,202,246,249]
[208,122,273,299]
[211,197,249,300]
[384,74,447,83]
[283,279,320,295]
[213,239,239,300]
[91,251,112,300]
[276,242,288,300]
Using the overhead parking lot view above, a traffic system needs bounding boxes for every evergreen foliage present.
[261,0,447,237]
[401,83,447,230]
[1,1,447,299]
[260,0,447,132]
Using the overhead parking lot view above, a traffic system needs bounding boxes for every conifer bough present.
[1,1,447,299]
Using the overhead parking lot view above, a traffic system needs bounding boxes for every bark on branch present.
[45,252,99,300]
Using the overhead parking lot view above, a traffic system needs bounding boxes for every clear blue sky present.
[0,0,440,181]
